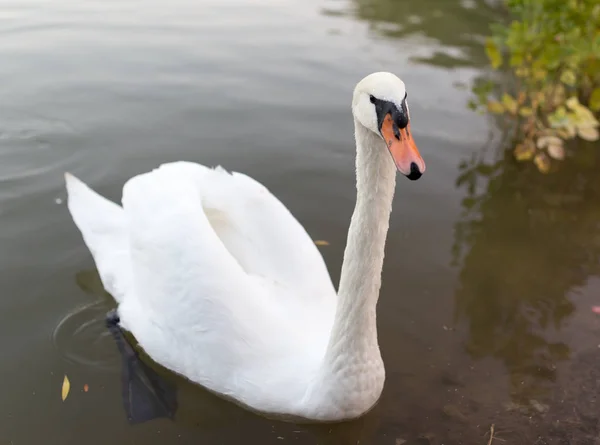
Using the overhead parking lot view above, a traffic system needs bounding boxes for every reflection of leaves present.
[331,0,503,68]
[452,140,600,403]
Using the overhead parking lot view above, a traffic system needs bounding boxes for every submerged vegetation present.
[471,0,600,172]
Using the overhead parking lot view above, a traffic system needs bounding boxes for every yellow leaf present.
[547,143,565,160]
[519,107,533,117]
[314,240,330,246]
[589,87,600,112]
[515,66,529,77]
[501,93,518,115]
[487,100,504,114]
[537,135,563,149]
[564,123,577,138]
[62,375,70,401]
[534,153,551,173]
[578,126,599,141]
[560,70,576,86]
[510,53,524,67]
[556,128,572,139]
[514,141,535,161]
[485,39,502,69]
[565,96,580,110]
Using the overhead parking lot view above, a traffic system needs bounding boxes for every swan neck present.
[326,118,396,365]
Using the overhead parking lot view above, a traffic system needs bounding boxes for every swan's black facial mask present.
[370,95,426,181]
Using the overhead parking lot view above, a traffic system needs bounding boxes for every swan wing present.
[65,162,336,408]
[153,161,336,300]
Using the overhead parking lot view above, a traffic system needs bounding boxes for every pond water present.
[2,0,600,444]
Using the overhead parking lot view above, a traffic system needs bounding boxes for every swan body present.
[65,72,425,422]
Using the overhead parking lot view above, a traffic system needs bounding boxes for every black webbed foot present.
[105,310,178,424]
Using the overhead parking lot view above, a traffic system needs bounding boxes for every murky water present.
[2,0,600,444]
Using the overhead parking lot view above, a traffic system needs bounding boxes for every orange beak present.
[380,114,425,180]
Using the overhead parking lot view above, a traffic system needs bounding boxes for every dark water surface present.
[2,0,600,444]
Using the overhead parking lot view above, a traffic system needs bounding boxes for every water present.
[1,0,600,443]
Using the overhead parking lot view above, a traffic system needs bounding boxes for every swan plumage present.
[65,72,425,422]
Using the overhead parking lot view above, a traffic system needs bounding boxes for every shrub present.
[471,0,600,172]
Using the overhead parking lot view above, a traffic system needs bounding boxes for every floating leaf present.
[514,141,536,161]
[501,93,518,114]
[487,100,504,114]
[485,39,502,69]
[560,70,576,86]
[547,143,565,160]
[519,107,533,117]
[577,126,599,141]
[314,240,330,246]
[534,153,551,173]
[589,88,600,112]
[62,375,70,401]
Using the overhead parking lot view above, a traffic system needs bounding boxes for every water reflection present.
[452,140,600,406]
[323,0,502,67]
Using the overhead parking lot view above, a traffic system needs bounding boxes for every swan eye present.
[370,95,376,104]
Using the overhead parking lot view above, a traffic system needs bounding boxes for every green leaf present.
[485,39,503,69]
[514,141,536,161]
[588,88,600,112]
[560,70,577,86]
[519,107,533,117]
[509,52,524,67]
[487,100,505,114]
[501,93,518,115]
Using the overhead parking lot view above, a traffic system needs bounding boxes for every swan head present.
[352,72,426,180]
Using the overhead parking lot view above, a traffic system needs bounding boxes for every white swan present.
[65,72,426,422]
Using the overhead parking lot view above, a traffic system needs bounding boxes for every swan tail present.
[65,173,133,303]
